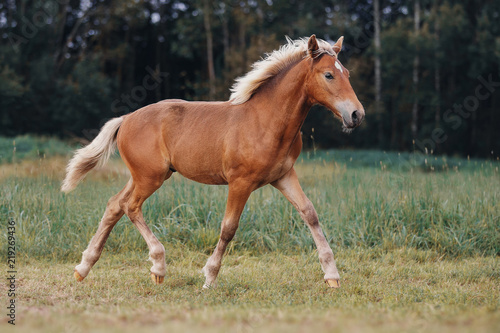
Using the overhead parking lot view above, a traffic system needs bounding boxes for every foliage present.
[0,0,499,157]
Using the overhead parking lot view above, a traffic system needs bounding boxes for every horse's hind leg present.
[74,181,130,281]
[121,174,171,285]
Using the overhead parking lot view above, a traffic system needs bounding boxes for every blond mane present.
[229,37,336,105]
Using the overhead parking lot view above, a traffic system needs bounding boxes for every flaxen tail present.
[61,117,124,193]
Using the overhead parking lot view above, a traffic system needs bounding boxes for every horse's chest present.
[252,138,302,183]
[248,153,298,185]
[268,155,297,180]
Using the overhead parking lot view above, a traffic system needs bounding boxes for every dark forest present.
[1,0,499,157]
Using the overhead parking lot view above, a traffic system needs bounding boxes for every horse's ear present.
[308,34,319,58]
[333,36,344,54]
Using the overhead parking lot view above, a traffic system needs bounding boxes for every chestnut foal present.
[62,35,364,289]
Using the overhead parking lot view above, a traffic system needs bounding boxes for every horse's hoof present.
[150,273,164,285]
[202,281,217,289]
[325,279,340,288]
[74,270,85,282]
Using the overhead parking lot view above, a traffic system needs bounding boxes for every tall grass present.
[1,140,498,261]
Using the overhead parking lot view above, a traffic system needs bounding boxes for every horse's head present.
[305,35,365,132]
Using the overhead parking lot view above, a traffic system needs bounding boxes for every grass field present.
[1,136,499,332]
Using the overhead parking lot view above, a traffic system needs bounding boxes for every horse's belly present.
[177,170,228,185]
[170,148,227,185]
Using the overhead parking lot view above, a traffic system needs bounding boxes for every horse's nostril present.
[352,110,359,122]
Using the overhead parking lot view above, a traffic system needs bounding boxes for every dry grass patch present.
[2,248,499,333]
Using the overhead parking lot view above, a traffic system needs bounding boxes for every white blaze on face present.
[335,60,343,73]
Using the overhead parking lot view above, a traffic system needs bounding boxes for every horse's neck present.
[250,61,311,142]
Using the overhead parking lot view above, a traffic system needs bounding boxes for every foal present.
[62,35,365,289]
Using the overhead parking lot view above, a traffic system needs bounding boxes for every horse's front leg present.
[202,181,253,288]
[272,167,340,288]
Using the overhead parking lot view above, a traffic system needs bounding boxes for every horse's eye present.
[324,73,334,80]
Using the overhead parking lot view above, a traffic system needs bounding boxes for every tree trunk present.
[221,7,230,69]
[434,1,441,128]
[469,108,477,154]
[411,0,420,140]
[56,7,93,70]
[155,49,162,102]
[203,0,216,100]
[6,0,12,28]
[221,4,230,95]
[54,0,68,62]
[236,8,247,71]
[374,0,383,146]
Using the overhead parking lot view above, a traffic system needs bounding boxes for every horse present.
[62,35,365,289]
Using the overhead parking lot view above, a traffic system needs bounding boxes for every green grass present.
[0,137,499,332]
[1,154,498,260]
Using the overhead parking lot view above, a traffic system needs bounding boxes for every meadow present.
[1,136,499,332]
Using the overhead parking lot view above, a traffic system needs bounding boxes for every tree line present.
[0,0,499,157]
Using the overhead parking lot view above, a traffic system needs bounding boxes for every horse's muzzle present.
[351,110,364,127]
[343,109,364,129]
